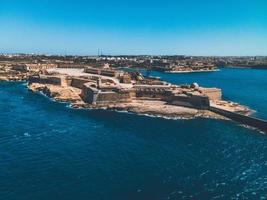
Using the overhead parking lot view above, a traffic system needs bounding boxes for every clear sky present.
[0,0,266,56]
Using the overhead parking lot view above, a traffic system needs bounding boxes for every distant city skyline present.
[1,0,266,56]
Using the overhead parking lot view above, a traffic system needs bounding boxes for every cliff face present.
[28,83,83,103]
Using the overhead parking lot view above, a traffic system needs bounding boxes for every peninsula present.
[0,54,249,118]
[1,54,267,132]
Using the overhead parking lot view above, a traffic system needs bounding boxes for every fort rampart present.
[210,106,267,132]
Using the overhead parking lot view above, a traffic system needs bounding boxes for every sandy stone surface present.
[28,83,83,103]
[210,100,252,115]
[0,76,9,81]
[99,100,226,119]
[73,100,226,120]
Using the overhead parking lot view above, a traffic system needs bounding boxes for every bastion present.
[27,67,252,123]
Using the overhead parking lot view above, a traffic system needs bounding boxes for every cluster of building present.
[0,62,27,81]
[1,54,267,76]
[215,56,267,68]
[0,54,265,111]
[28,65,222,110]
[97,55,218,72]
[1,54,265,109]
[11,63,58,72]
[3,54,263,131]
[0,53,223,110]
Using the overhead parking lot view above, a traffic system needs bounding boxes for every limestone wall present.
[84,67,120,77]
[135,87,169,100]
[171,95,193,108]
[96,90,132,104]
[29,75,62,85]
[26,64,58,72]
[11,64,27,72]
[169,94,210,109]
[100,70,117,77]
[199,88,222,100]
[81,85,98,104]
[71,78,91,89]
[81,84,132,105]
[84,68,99,75]
[190,95,210,109]
[58,64,86,68]
[210,106,267,132]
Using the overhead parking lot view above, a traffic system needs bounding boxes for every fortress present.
[2,62,264,131]
[1,55,266,132]
[28,66,223,110]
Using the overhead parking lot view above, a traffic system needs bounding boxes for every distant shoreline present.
[222,65,267,69]
[164,69,220,73]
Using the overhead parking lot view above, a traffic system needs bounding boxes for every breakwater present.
[210,106,267,133]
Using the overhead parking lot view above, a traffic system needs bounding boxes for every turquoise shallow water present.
[1,68,267,199]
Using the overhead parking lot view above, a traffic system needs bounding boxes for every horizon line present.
[1,52,267,57]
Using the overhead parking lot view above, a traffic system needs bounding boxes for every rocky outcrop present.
[71,100,226,120]
[28,83,83,103]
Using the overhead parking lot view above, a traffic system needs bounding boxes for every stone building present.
[84,67,122,78]
[81,82,134,105]
[25,63,58,72]
[28,68,222,110]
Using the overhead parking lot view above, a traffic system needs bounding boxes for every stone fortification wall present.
[135,89,167,100]
[100,70,118,77]
[96,90,132,104]
[81,83,132,105]
[168,93,210,109]
[11,64,28,72]
[190,94,210,109]
[26,64,58,72]
[58,64,86,69]
[171,95,193,108]
[84,67,120,77]
[81,85,99,104]
[84,67,99,75]
[199,88,222,100]
[210,106,267,133]
[71,78,92,89]
[134,85,172,100]
[29,75,62,85]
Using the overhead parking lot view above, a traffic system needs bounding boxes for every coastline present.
[223,65,267,69]
[1,71,264,132]
[28,83,227,120]
[165,69,220,73]
[1,64,260,131]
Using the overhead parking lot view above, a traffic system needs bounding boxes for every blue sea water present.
[1,68,267,200]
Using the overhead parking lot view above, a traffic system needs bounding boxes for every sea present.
[0,67,267,200]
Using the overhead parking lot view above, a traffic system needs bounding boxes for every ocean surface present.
[1,67,267,200]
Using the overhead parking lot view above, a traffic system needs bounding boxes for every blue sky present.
[0,0,266,55]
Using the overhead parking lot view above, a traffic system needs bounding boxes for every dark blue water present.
[1,68,267,200]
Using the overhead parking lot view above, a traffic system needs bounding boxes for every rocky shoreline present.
[165,69,220,73]
[28,83,227,120]
[0,64,252,123]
